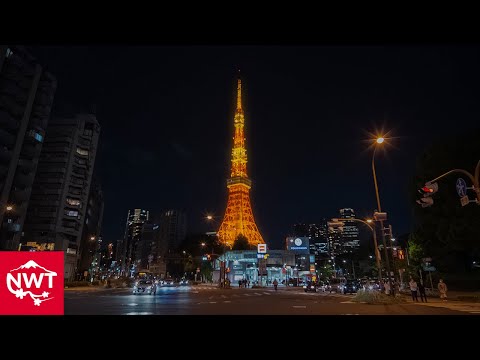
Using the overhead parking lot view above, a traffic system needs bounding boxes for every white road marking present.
[223,301,231,303]
[263,292,271,295]
[254,293,262,296]
[128,303,138,306]
[221,295,227,298]
[125,312,153,315]
[209,301,217,304]
[292,305,306,308]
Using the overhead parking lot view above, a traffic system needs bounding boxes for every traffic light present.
[416,182,438,207]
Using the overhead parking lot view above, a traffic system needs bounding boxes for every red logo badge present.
[0,252,64,315]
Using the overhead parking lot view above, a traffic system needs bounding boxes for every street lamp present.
[336,217,383,290]
[6,205,13,211]
[372,135,394,294]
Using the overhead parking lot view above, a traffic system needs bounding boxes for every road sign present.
[257,243,267,254]
[460,195,469,207]
[456,178,467,197]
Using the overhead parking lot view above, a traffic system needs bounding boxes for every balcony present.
[11,187,30,203]
[17,158,35,173]
[13,171,34,187]
[0,148,12,164]
[0,128,16,147]
[0,109,19,131]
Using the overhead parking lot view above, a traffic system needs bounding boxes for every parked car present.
[133,280,156,295]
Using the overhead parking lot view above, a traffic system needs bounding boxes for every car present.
[133,280,156,295]
[343,280,360,294]
[325,278,345,293]
[163,278,175,286]
[303,281,317,292]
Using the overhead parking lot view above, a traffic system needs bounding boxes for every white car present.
[133,280,156,295]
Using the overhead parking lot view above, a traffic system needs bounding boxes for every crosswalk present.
[196,291,274,303]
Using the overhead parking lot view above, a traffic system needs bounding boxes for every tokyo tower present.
[217,74,264,248]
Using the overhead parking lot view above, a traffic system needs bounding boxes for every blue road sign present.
[456,178,467,197]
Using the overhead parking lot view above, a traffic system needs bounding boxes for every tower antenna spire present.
[236,69,242,112]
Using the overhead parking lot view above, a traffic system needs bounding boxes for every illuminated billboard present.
[286,237,310,254]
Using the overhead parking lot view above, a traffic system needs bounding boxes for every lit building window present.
[66,198,81,206]
[65,210,79,217]
[76,147,89,156]
[28,130,44,143]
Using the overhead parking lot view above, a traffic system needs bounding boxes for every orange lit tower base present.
[217,75,264,248]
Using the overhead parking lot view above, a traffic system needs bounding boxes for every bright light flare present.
[376,137,385,144]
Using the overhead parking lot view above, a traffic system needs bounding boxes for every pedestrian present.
[273,279,278,291]
[438,279,448,301]
[384,281,390,295]
[418,281,427,302]
[409,277,419,302]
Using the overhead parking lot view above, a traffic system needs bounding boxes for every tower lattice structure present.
[217,75,264,248]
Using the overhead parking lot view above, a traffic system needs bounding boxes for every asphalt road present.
[64,285,480,315]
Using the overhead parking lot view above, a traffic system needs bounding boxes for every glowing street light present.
[372,133,394,294]
[6,205,13,211]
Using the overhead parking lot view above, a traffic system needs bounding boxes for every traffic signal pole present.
[423,160,480,204]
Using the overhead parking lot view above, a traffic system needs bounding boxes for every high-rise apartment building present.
[23,113,100,280]
[339,208,360,252]
[78,177,104,275]
[0,45,56,249]
[159,209,187,252]
[121,208,149,275]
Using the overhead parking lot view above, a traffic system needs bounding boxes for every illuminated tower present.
[217,75,264,248]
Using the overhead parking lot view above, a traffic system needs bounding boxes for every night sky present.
[27,45,480,249]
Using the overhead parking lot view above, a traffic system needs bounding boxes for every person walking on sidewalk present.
[438,279,448,301]
[418,281,427,302]
[409,277,419,302]
[273,279,278,291]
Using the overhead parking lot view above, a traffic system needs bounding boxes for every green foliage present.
[353,289,406,305]
[232,234,253,250]
[318,264,335,280]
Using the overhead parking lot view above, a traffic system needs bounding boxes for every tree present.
[232,234,253,250]
[409,130,480,274]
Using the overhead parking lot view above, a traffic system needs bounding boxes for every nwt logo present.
[0,252,64,315]
[7,260,57,306]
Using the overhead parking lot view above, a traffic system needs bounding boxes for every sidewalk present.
[399,289,480,302]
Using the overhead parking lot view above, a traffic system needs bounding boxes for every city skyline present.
[26,45,480,249]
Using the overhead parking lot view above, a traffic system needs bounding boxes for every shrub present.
[353,289,406,305]
[64,281,90,288]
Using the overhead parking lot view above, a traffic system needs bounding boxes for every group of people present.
[238,279,250,288]
[409,277,448,302]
